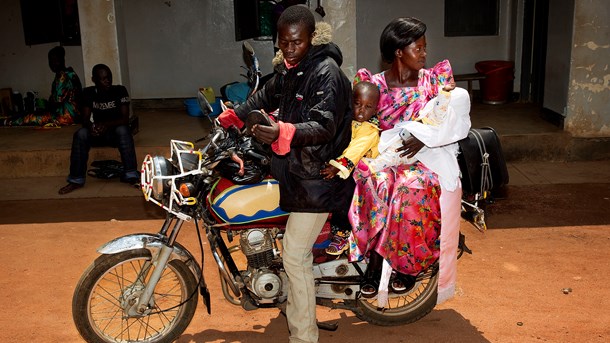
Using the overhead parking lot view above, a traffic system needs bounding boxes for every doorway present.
[519,0,548,104]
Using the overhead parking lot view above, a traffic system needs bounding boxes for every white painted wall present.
[1,0,517,99]
[355,0,518,89]
[121,0,276,99]
[0,0,84,98]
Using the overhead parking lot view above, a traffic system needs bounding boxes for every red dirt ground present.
[1,215,608,342]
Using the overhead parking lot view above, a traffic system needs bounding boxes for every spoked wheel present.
[355,268,438,326]
[72,249,198,343]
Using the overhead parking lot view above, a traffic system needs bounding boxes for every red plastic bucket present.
[475,60,515,104]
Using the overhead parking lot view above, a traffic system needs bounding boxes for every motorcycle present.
[71,42,442,343]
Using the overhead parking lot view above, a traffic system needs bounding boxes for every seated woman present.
[5,46,82,126]
[347,17,471,307]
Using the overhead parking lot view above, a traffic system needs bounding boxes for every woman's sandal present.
[360,272,381,298]
[360,282,378,298]
[390,273,416,294]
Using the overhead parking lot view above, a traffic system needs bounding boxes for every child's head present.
[353,81,380,123]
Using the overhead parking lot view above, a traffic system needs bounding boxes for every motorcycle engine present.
[240,229,286,300]
[240,229,275,268]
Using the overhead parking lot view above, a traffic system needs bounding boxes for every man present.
[218,6,353,343]
[58,64,139,195]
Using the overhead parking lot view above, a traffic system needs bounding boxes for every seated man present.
[58,64,139,195]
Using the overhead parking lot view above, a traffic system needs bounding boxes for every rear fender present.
[98,233,202,283]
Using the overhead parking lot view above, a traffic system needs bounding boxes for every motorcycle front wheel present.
[72,249,198,343]
[355,270,438,326]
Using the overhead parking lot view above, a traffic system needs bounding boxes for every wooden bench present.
[454,73,485,99]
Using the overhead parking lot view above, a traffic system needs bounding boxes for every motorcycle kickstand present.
[278,302,339,331]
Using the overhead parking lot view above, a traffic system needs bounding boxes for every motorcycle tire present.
[72,249,198,343]
[355,272,438,326]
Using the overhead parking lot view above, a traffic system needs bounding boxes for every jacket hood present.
[272,22,341,67]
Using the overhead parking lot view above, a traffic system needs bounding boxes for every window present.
[444,0,499,37]
[20,0,81,46]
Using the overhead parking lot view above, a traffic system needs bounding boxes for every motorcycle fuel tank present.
[208,178,288,225]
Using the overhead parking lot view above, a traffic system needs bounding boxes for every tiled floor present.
[0,98,558,152]
[4,98,605,203]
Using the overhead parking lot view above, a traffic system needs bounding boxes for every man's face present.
[277,22,313,66]
[93,69,112,91]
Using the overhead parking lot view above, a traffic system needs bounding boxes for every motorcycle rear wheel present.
[355,272,438,326]
[72,249,198,343]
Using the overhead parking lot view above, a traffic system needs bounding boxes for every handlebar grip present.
[246,150,269,166]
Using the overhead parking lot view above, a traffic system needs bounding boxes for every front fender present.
[98,233,202,282]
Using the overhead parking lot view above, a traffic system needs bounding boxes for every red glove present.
[218,109,244,129]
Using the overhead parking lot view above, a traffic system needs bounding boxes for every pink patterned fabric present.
[348,60,453,276]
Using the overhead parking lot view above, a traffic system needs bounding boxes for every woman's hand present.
[397,136,425,158]
[252,120,280,144]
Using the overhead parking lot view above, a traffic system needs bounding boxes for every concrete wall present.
[565,0,610,137]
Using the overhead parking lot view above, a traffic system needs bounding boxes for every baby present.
[360,81,456,174]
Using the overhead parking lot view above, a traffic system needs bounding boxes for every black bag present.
[458,127,509,196]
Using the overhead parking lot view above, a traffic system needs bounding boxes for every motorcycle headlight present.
[151,156,174,200]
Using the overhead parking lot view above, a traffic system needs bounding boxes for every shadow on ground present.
[485,183,610,229]
[2,183,610,227]
[0,197,164,224]
[178,309,491,343]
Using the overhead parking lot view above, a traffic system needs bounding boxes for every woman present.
[348,17,471,306]
[5,46,81,126]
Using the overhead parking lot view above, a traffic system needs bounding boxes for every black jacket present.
[235,43,353,213]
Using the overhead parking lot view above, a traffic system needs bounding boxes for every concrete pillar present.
[77,0,130,90]
[321,0,357,80]
[565,0,610,137]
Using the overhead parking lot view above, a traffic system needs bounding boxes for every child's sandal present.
[325,235,348,255]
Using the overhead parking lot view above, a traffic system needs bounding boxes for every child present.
[320,81,381,255]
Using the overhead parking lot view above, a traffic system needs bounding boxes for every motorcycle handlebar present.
[246,150,269,166]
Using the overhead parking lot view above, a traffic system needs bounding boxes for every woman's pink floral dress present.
[348,60,453,276]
